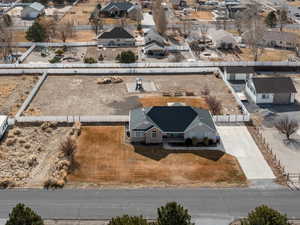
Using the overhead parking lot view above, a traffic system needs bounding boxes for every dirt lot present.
[26,75,241,116]
[0,125,70,187]
[189,10,214,20]
[67,126,246,187]
[0,76,38,116]
[239,48,296,61]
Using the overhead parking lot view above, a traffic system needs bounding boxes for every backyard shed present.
[245,77,297,104]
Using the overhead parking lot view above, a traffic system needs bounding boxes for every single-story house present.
[129,105,219,144]
[21,2,45,20]
[223,66,255,81]
[226,4,247,18]
[208,28,237,49]
[0,115,8,139]
[100,1,140,20]
[97,27,135,47]
[143,40,167,57]
[245,77,297,104]
[144,29,165,45]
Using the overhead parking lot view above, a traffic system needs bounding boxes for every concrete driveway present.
[217,126,275,181]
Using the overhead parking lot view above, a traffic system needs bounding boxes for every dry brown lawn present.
[68,126,246,187]
[287,1,300,7]
[139,96,209,109]
[239,48,295,61]
[190,11,213,20]
[12,31,27,42]
[52,30,96,42]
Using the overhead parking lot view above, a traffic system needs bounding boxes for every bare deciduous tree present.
[277,5,288,32]
[0,25,13,62]
[206,95,222,115]
[242,3,265,61]
[199,24,208,43]
[90,16,103,34]
[275,117,299,140]
[56,20,75,42]
[234,12,243,35]
[156,7,168,35]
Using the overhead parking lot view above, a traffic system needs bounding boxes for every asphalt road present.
[0,188,300,221]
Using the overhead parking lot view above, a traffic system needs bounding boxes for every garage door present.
[273,93,290,104]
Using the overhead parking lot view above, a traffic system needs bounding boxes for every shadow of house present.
[134,144,225,161]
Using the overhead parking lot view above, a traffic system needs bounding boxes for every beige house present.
[129,105,219,145]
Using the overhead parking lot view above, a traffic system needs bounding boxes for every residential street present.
[0,188,300,221]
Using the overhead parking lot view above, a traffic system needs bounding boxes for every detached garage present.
[245,77,297,104]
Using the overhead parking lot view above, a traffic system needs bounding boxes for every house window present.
[262,94,269,99]
[152,130,157,138]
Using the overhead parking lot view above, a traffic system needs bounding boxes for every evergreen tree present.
[26,22,47,42]
[157,202,194,225]
[6,203,44,225]
[265,11,277,28]
[108,215,149,225]
[241,205,290,225]
[116,51,136,63]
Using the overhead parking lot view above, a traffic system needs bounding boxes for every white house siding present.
[98,38,135,47]
[184,124,217,142]
[145,127,163,144]
[130,130,146,142]
[291,93,295,103]
[256,93,274,104]
[245,81,257,103]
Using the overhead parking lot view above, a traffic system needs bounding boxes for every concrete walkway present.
[217,126,275,181]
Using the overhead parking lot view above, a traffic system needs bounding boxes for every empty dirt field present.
[67,126,246,187]
[190,11,214,20]
[0,76,38,116]
[239,48,295,61]
[26,75,240,116]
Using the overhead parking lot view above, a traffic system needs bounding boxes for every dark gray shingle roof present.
[102,2,133,11]
[98,27,134,39]
[252,77,297,93]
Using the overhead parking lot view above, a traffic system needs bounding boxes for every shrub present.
[49,56,61,63]
[60,137,77,158]
[241,205,290,225]
[191,137,198,146]
[43,178,64,189]
[98,54,104,61]
[108,215,149,225]
[0,179,15,189]
[55,49,64,56]
[116,51,136,63]
[206,95,222,115]
[203,137,209,146]
[157,202,194,225]
[5,203,44,225]
[84,57,97,64]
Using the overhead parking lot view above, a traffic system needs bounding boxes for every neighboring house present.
[97,27,135,47]
[100,2,141,20]
[129,105,219,144]
[21,2,45,20]
[144,29,165,45]
[226,4,247,18]
[223,66,255,81]
[172,0,187,9]
[208,29,237,49]
[0,115,8,139]
[143,40,167,57]
[245,77,297,104]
